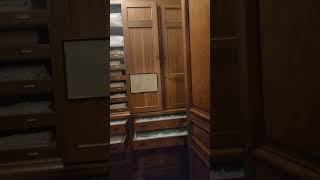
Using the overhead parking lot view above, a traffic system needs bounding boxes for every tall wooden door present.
[161,5,186,109]
[253,0,320,178]
[182,0,211,179]
[52,0,109,163]
[123,1,163,113]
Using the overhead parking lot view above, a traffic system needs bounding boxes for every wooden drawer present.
[135,118,187,132]
[110,64,125,71]
[111,108,128,114]
[192,123,210,149]
[0,45,51,62]
[110,86,127,93]
[0,144,57,163]
[110,75,126,81]
[0,10,48,28]
[110,119,127,136]
[134,150,182,170]
[133,136,187,151]
[0,113,56,131]
[0,80,52,96]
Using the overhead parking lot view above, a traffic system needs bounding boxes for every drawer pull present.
[115,76,121,79]
[20,49,33,54]
[16,14,31,20]
[183,121,189,127]
[23,84,36,88]
[25,118,39,122]
[27,152,39,156]
[77,142,109,149]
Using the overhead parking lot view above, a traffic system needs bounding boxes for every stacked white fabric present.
[0,65,50,81]
[0,0,32,12]
[110,82,125,88]
[110,13,123,27]
[111,93,127,99]
[134,128,187,140]
[110,119,127,126]
[110,61,121,66]
[135,113,187,123]
[110,50,124,59]
[110,103,127,110]
[110,36,124,47]
[0,101,53,116]
[0,131,54,150]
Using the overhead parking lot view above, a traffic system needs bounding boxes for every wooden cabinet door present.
[51,0,109,163]
[123,1,163,113]
[161,5,186,109]
[182,0,211,178]
[57,0,108,39]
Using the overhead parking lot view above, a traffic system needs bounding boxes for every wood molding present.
[254,147,320,179]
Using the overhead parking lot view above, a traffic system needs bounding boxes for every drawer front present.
[134,150,182,170]
[0,80,52,96]
[0,114,56,131]
[192,123,210,149]
[0,146,57,163]
[134,118,187,132]
[110,124,126,136]
[0,46,51,62]
[133,136,187,151]
[110,97,127,104]
[110,143,125,154]
[0,11,48,28]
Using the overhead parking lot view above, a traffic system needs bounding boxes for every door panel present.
[123,1,163,113]
[161,6,185,109]
[51,0,109,162]
[182,0,211,178]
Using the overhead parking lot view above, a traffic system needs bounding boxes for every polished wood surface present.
[182,0,211,178]
[123,1,163,113]
[161,5,186,109]
[51,0,109,163]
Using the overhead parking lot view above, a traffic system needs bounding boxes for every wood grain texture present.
[123,1,163,113]
[161,5,186,109]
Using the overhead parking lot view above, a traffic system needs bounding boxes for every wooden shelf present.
[0,45,51,63]
[111,86,127,93]
[0,10,49,28]
[110,97,127,104]
[111,111,131,120]
[0,80,53,96]
[135,118,187,132]
[0,112,56,131]
[110,75,126,81]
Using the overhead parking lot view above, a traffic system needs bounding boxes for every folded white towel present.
[110,13,123,27]
[110,50,124,59]
[110,36,124,47]
[110,103,127,110]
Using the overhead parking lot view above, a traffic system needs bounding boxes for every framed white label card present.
[130,73,158,93]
